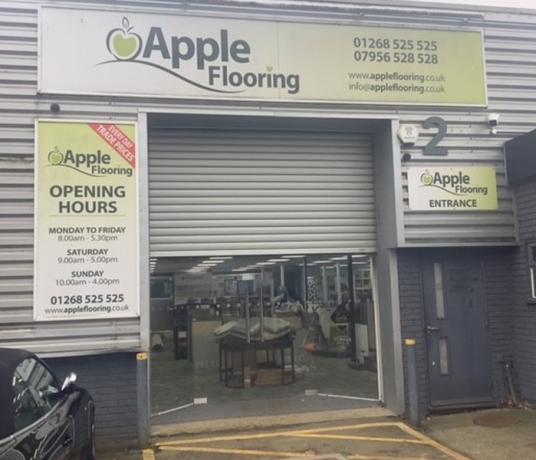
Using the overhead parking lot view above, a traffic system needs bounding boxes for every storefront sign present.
[407,166,498,211]
[39,7,486,106]
[34,121,139,321]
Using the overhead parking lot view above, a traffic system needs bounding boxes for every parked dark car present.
[0,348,95,460]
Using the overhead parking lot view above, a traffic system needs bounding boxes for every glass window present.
[439,337,450,375]
[150,253,379,420]
[151,277,174,299]
[12,373,44,431]
[433,262,446,319]
[14,359,59,418]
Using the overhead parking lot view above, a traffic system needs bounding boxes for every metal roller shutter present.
[148,128,375,257]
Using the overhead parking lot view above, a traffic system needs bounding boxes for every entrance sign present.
[34,121,139,320]
[39,7,486,106]
[407,166,498,211]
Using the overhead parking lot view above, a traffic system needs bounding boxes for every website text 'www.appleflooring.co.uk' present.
[348,71,446,95]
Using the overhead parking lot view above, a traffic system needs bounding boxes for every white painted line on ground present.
[316,393,381,402]
[152,402,194,417]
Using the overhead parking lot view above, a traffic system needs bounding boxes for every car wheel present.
[81,409,96,460]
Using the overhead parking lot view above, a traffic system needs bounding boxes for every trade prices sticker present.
[34,121,139,321]
[407,166,498,211]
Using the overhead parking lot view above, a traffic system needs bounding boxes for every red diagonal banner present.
[89,123,136,169]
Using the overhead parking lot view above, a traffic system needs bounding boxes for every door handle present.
[427,325,440,334]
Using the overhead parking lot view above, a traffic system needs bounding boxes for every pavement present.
[99,408,536,460]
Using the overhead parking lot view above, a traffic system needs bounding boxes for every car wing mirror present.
[61,372,77,391]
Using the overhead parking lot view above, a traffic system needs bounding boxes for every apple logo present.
[48,146,64,166]
[420,171,434,186]
[106,17,142,61]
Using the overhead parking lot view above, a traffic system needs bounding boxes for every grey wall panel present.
[510,180,536,404]
[148,129,376,256]
[0,0,533,354]
[46,352,138,442]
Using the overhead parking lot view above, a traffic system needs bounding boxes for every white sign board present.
[38,6,487,106]
[34,121,139,321]
[407,166,498,211]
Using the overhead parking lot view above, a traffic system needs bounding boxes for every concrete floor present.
[151,349,378,425]
[101,408,536,460]
[153,418,460,460]
[424,408,536,460]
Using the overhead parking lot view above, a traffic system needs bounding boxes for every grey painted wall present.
[398,248,514,417]
[373,122,405,414]
[511,180,536,404]
[46,352,138,443]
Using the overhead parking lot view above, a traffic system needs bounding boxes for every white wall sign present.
[38,6,487,106]
[407,166,498,211]
[34,120,139,321]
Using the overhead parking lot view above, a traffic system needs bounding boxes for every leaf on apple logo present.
[122,17,133,33]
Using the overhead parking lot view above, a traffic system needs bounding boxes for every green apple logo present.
[421,171,433,186]
[48,146,64,166]
[106,17,142,61]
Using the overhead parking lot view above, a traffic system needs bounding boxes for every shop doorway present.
[145,114,385,425]
[149,254,379,424]
[423,254,492,409]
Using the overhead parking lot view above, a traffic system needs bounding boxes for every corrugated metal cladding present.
[149,128,375,257]
[0,0,532,354]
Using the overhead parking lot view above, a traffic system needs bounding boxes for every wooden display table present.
[218,335,296,388]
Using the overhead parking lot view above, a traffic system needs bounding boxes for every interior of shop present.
[149,254,379,424]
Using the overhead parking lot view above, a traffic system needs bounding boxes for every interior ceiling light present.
[268,258,290,262]
[352,254,368,258]
[201,260,224,264]
[314,260,332,264]
[330,256,348,261]
[210,256,233,260]
[257,262,275,266]
[283,255,305,259]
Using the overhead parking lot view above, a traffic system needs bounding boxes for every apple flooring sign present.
[34,121,139,321]
[38,7,487,106]
[407,166,498,211]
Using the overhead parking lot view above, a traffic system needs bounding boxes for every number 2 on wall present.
[423,116,448,156]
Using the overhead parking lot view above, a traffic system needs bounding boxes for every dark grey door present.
[423,253,492,408]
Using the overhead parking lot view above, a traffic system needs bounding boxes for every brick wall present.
[46,352,138,442]
[511,180,536,403]
[398,248,514,417]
